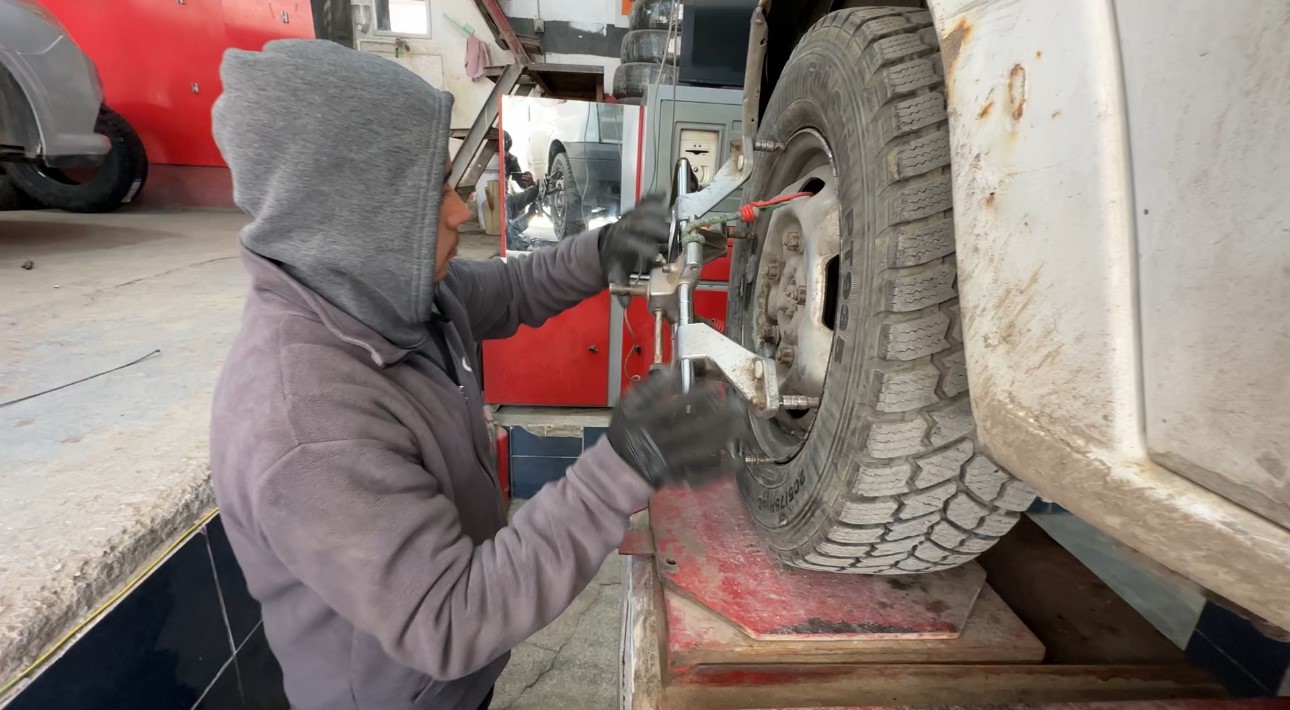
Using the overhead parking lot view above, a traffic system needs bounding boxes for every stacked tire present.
[614,0,680,103]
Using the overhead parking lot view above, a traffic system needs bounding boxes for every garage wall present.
[351,0,509,131]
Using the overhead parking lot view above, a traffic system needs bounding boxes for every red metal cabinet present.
[482,293,613,407]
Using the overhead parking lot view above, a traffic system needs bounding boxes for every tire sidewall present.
[733,29,886,555]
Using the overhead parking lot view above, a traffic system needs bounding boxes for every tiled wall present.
[1187,603,1290,697]
[507,426,608,499]
[8,516,287,710]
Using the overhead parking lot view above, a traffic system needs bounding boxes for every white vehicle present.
[665,0,1289,632]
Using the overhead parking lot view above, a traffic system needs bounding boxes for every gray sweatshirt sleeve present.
[254,438,651,681]
[447,228,605,341]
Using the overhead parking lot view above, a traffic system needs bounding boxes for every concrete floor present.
[0,209,248,683]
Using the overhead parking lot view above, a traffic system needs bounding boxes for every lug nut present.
[764,261,781,280]
[758,322,778,341]
[793,285,807,304]
[784,231,802,252]
[775,344,795,367]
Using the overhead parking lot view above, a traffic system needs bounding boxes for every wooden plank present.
[665,662,1223,710]
[623,554,665,710]
[666,585,1046,670]
[979,517,1193,666]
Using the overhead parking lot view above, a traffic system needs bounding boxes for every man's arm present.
[446,229,605,341]
[255,437,651,681]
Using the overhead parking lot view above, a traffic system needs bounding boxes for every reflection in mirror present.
[376,0,429,35]
[499,96,640,255]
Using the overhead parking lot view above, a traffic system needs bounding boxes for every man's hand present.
[517,171,536,189]
[607,369,749,489]
[598,195,670,300]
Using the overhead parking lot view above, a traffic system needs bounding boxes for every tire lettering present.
[758,470,807,513]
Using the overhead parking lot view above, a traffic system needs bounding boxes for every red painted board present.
[650,477,986,649]
[39,0,311,168]
[482,292,611,407]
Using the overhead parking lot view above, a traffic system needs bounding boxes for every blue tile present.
[1189,602,1290,694]
[509,427,583,457]
[9,533,233,710]
[1026,498,1052,513]
[194,658,244,709]
[1187,630,1268,697]
[206,517,262,645]
[583,426,608,449]
[233,625,288,710]
[511,456,579,498]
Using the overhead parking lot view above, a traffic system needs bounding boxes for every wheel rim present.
[745,129,841,464]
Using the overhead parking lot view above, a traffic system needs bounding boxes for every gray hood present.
[212,39,454,350]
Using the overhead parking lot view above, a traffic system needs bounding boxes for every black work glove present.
[599,195,670,302]
[608,368,749,489]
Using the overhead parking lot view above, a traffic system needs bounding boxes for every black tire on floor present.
[621,29,677,64]
[612,62,677,100]
[628,0,678,31]
[7,105,147,213]
[728,8,1036,575]
[548,151,586,238]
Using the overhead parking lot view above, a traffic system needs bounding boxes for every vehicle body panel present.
[924,0,1290,628]
[0,0,107,160]
[1116,1,1290,530]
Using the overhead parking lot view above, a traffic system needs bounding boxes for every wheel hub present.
[746,132,840,460]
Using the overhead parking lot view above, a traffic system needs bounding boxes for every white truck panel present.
[928,0,1290,628]
[1116,0,1290,528]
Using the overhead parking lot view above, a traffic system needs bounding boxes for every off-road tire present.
[621,29,677,64]
[729,8,1036,575]
[612,62,677,100]
[549,151,586,238]
[8,106,147,213]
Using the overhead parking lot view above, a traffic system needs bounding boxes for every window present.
[375,0,430,36]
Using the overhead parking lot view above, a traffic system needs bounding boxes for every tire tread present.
[748,8,1035,575]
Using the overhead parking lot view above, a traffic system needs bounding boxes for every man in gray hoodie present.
[208,40,744,710]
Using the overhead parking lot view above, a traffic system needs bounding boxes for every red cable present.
[749,191,814,209]
[738,191,813,222]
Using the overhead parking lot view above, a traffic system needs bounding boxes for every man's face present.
[435,163,472,282]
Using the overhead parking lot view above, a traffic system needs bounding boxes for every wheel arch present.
[546,139,567,169]
[0,58,45,160]
[760,1,926,120]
